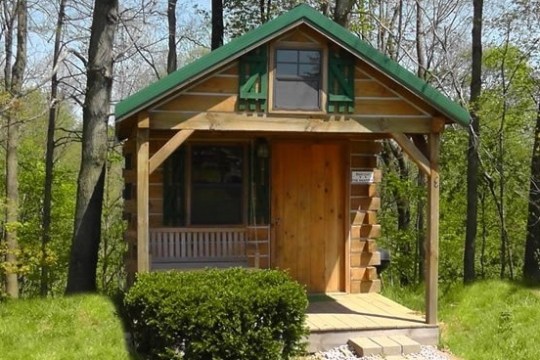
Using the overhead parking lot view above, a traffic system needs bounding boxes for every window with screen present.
[190,145,244,225]
[274,49,321,110]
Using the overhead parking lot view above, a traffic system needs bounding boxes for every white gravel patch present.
[307,344,454,360]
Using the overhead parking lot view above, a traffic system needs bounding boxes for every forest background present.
[1,0,539,298]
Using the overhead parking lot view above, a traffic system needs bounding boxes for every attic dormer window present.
[273,49,321,111]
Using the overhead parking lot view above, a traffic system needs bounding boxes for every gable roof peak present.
[115,4,470,127]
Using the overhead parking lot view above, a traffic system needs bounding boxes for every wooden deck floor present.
[307,293,438,352]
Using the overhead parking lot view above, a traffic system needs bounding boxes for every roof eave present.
[115,4,471,128]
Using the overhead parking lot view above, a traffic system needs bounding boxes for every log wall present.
[348,140,382,293]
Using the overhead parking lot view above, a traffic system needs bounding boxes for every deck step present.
[348,335,421,357]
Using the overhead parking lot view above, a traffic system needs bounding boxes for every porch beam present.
[148,129,194,174]
[137,112,150,273]
[149,111,433,133]
[426,132,440,325]
[391,132,431,176]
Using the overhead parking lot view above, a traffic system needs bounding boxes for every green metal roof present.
[115,4,471,126]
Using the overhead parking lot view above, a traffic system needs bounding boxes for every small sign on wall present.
[351,170,374,184]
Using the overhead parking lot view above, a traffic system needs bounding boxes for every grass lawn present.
[383,280,540,360]
[0,295,131,360]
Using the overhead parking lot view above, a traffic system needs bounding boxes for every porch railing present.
[149,228,247,269]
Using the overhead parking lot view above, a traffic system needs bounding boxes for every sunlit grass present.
[0,295,131,360]
[383,280,540,360]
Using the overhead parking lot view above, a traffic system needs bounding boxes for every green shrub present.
[124,268,308,360]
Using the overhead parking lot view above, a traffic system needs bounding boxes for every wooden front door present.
[271,141,346,293]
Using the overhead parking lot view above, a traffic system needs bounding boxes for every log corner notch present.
[391,117,444,325]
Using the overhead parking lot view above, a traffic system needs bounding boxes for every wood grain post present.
[137,112,150,272]
[426,132,440,325]
[148,129,194,174]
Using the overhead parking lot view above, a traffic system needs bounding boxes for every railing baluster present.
[157,231,162,259]
[173,231,179,258]
[203,232,210,257]
[239,232,245,256]
[148,228,255,265]
[209,233,213,257]
[181,231,186,258]
[149,232,154,259]
[186,232,192,258]
[228,232,233,257]
[194,232,199,258]
[168,231,174,260]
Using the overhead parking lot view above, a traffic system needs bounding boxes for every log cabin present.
[115,4,470,327]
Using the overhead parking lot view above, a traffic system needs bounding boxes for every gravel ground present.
[307,344,454,360]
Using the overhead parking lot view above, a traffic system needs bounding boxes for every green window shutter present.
[163,148,185,226]
[238,46,268,112]
[328,51,355,114]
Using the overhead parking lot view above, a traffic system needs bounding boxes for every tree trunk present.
[415,0,426,79]
[415,0,427,284]
[167,0,177,74]
[4,0,27,299]
[259,0,266,23]
[464,0,483,284]
[523,101,540,283]
[41,0,67,297]
[211,0,223,50]
[333,0,355,27]
[1,0,15,297]
[66,0,118,294]
[381,140,412,285]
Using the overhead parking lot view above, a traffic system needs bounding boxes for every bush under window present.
[124,268,308,360]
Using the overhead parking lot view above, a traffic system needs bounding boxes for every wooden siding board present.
[156,94,237,112]
[149,112,433,133]
[356,81,396,98]
[310,144,326,292]
[116,5,470,127]
[272,141,345,293]
[188,75,238,94]
[354,99,425,116]
[297,143,312,291]
[326,143,345,291]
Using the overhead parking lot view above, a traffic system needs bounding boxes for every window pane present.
[191,146,243,184]
[274,79,320,110]
[276,49,297,62]
[299,50,320,64]
[191,186,243,225]
[163,148,185,226]
[191,145,244,225]
[276,62,298,77]
[274,49,321,111]
[299,64,320,78]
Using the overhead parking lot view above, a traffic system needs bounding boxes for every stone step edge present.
[347,335,421,356]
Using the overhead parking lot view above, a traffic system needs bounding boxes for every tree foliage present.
[1,0,540,298]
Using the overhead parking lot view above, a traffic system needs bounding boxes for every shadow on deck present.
[306,293,439,352]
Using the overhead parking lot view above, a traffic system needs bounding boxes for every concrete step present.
[348,335,421,357]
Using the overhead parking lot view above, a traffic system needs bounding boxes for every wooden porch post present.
[426,132,440,325]
[137,112,150,272]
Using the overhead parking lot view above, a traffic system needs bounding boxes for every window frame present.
[268,43,328,115]
[164,141,250,228]
[273,48,322,111]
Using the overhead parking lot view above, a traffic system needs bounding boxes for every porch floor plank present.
[307,293,438,352]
